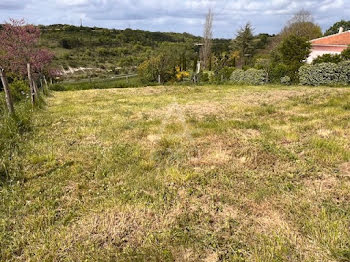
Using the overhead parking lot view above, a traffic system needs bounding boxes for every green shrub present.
[230,69,245,84]
[230,68,267,85]
[138,55,176,84]
[211,67,235,83]
[341,46,350,60]
[59,38,82,49]
[313,54,342,64]
[270,63,289,83]
[0,98,33,182]
[220,67,235,81]
[246,69,268,85]
[50,84,66,91]
[341,61,350,80]
[9,79,30,102]
[201,72,209,82]
[280,76,291,85]
[299,62,350,86]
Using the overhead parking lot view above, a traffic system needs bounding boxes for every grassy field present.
[1,85,350,261]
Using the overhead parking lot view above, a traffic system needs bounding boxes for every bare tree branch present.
[201,9,213,70]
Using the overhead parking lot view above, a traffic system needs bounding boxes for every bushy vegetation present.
[0,19,54,182]
[0,83,46,182]
[313,47,350,65]
[280,75,291,85]
[230,68,267,85]
[37,24,276,84]
[8,79,30,102]
[313,54,343,64]
[299,61,350,86]
[210,66,235,83]
[138,55,176,84]
[271,35,311,82]
[39,24,230,74]
[34,16,350,87]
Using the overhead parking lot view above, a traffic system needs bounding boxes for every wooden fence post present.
[27,63,35,105]
[0,68,15,115]
[43,75,48,88]
[32,79,39,96]
[43,76,48,95]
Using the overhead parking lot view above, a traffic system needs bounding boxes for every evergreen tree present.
[324,20,350,36]
[277,35,311,81]
[232,23,255,67]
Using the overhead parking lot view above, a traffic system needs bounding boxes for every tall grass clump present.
[0,81,46,183]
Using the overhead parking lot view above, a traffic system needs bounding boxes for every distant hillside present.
[39,24,231,74]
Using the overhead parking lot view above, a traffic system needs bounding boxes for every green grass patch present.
[51,76,149,91]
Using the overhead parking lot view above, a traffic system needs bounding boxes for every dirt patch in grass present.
[339,161,350,177]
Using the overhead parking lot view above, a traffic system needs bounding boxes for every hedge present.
[299,61,350,86]
[230,68,267,85]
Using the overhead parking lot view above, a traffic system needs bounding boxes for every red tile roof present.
[311,31,350,46]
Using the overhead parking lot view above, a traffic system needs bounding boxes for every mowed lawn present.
[1,85,350,261]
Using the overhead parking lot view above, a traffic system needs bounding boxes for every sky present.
[0,0,349,38]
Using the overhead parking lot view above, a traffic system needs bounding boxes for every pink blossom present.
[0,18,54,78]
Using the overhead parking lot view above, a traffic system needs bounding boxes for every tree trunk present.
[0,68,15,115]
[27,63,35,105]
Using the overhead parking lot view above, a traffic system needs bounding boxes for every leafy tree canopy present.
[324,20,350,36]
[281,10,322,40]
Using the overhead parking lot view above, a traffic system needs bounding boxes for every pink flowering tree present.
[0,18,55,108]
[31,49,55,75]
[0,19,40,76]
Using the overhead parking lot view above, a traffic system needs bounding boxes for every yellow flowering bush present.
[175,66,190,81]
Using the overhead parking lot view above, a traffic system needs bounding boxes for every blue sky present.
[0,0,349,38]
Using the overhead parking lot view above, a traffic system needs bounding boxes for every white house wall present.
[306,50,342,64]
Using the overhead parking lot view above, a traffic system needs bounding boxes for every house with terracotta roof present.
[307,28,350,63]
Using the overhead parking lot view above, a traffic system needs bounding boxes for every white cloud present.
[0,0,31,10]
[0,0,348,37]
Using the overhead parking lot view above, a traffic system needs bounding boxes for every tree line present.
[138,9,350,85]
